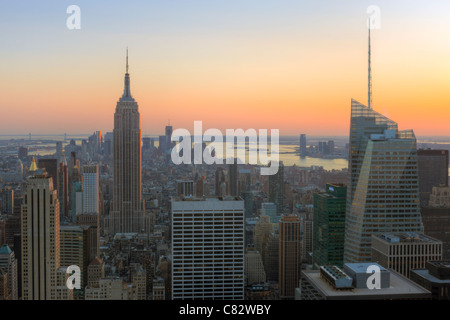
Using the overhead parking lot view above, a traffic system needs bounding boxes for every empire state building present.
[109,51,144,234]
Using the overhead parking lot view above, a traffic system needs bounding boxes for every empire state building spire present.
[121,47,134,102]
[110,49,144,235]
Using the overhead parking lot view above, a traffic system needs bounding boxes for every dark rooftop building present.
[417,149,449,206]
[411,261,450,300]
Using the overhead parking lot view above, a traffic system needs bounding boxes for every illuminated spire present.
[29,157,38,172]
[120,47,134,102]
[60,147,67,165]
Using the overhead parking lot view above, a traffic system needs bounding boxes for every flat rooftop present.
[302,270,430,300]
[172,196,243,202]
[429,261,450,268]
[412,269,450,284]
[345,263,388,274]
[375,232,440,244]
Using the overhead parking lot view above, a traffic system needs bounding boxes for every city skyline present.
[2,0,450,307]
[1,1,450,136]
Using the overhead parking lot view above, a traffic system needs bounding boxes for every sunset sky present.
[1,0,450,136]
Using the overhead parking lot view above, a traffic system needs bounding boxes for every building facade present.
[0,244,18,300]
[417,149,449,206]
[82,165,99,214]
[269,162,284,214]
[279,215,301,300]
[245,249,266,285]
[313,183,347,268]
[21,173,71,300]
[171,196,245,300]
[371,233,442,278]
[344,100,423,263]
[110,53,145,234]
[411,261,450,300]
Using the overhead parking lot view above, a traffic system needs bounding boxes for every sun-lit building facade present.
[344,99,423,263]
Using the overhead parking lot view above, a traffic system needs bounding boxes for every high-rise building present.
[269,162,284,214]
[328,140,335,154]
[13,233,21,299]
[88,131,102,160]
[0,221,5,246]
[55,142,63,159]
[165,125,173,154]
[253,215,273,254]
[18,146,28,161]
[158,135,166,153]
[422,187,450,259]
[238,169,251,194]
[228,163,238,197]
[261,202,279,224]
[171,196,245,300]
[0,244,18,300]
[110,51,144,234]
[195,176,209,197]
[176,180,195,197]
[299,134,307,157]
[37,159,59,191]
[103,132,113,157]
[417,149,449,206]
[262,233,279,282]
[313,183,347,268]
[21,172,71,300]
[58,152,69,219]
[4,216,19,248]
[344,100,423,263]
[371,233,442,279]
[300,211,313,264]
[279,215,301,300]
[60,225,89,293]
[0,267,8,300]
[244,248,266,285]
[242,192,254,218]
[75,214,100,262]
[82,165,99,214]
[71,181,83,220]
[87,257,104,287]
[68,152,81,215]
[215,167,226,197]
[1,187,14,215]
[142,137,151,150]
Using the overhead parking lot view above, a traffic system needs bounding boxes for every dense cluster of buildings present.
[0,52,449,302]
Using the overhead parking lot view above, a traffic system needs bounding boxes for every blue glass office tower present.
[344,99,423,262]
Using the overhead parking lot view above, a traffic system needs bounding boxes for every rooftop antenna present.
[368,17,373,109]
[126,47,129,74]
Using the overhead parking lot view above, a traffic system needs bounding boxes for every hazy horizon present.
[1,1,450,136]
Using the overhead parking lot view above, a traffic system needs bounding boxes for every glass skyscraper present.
[269,161,284,214]
[344,99,423,263]
[313,183,347,268]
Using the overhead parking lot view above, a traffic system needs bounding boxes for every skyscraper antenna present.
[368,18,373,109]
[126,47,129,74]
